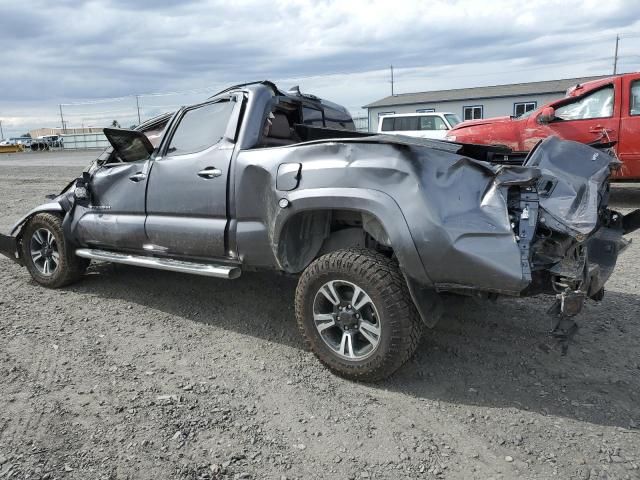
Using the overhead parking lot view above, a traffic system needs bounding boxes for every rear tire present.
[21,213,89,288]
[295,248,422,382]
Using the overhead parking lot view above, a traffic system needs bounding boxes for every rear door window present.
[396,116,419,131]
[419,116,447,130]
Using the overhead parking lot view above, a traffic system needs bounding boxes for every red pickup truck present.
[445,73,640,179]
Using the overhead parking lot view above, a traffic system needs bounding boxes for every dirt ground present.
[0,151,639,480]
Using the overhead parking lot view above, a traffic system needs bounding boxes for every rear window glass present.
[324,107,355,131]
[167,100,235,156]
[303,107,324,126]
[325,120,353,130]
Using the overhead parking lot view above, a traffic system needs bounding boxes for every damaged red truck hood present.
[450,115,513,129]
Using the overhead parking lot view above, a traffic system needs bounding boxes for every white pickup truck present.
[377,112,461,139]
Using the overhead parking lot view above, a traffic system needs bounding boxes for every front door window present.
[167,100,235,156]
[555,86,614,120]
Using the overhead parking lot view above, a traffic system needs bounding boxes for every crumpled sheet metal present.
[405,147,528,293]
[237,134,534,293]
[524,136,618,236]
[296,135,615,293]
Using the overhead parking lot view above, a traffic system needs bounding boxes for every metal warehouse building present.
[363,75,605,132]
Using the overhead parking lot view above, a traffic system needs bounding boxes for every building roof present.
[363,75,608,109]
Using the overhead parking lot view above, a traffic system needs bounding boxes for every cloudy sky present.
[1,0,639,137]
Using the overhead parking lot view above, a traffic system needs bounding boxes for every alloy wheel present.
[29,228,59,276]
[312,279,382,360]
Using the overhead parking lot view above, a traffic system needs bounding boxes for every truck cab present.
[446,73,640,179]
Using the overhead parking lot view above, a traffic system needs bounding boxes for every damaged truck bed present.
[1,81,638,381]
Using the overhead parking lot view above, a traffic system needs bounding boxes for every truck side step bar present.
[75,248,241,279]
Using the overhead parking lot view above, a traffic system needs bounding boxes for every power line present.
[11,30,640,132]
[63,51,636,109]
[61,105,183,118]
[59,85,225,106]
[56,29,640,109]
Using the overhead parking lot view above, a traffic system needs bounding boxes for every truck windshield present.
[444,114,461,127]
[517,108,538,119]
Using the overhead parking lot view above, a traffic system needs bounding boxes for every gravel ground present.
[0,151,639,480]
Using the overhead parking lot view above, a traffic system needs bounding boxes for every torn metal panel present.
[523,137,619,236]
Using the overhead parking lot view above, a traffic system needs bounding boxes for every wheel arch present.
[275,208,390,273]
[273,188,432,286]
[4,203,65,265]
[10,202,65,237]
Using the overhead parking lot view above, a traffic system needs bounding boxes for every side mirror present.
[103,127,154,163]
[538,106,555,124]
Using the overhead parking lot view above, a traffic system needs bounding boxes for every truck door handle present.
[589,125,613,133]
[129,172,147,182]
[197,167,222,179]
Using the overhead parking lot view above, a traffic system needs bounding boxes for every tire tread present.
[21,213,88,288]
[295,247,422,382]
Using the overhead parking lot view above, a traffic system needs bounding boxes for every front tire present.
[295,248,422,382]
[21,213,89,288]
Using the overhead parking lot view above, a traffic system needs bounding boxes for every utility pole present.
[390,65,395,96]
[135,95,141,124]
[59,104,66,133]
[613,34,620,75]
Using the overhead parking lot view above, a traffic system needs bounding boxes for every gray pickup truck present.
[1,81,638,381]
